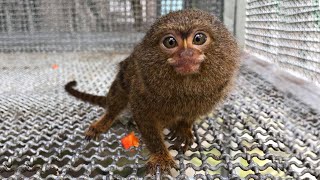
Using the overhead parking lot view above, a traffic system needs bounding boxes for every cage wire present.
[245,0,320,85]
[1,0,320,179]
[0,0,223,52]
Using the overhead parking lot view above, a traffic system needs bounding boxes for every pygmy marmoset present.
[65,9,240,174]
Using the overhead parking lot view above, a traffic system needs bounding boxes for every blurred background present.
[0,0,319,179]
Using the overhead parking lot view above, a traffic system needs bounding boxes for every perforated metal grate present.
[245,0,320,85]
[1,53,319,179]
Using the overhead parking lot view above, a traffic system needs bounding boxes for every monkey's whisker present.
[167,58,175,63]
[198,54,206,62]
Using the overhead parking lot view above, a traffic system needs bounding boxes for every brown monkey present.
[65,9,240,174]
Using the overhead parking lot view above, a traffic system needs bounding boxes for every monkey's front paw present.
[168,128,194,153]
[147,153,177,175]
[85,125,102,141]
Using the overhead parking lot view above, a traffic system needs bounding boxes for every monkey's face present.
[159,30,211,75]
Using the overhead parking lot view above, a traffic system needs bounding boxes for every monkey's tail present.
[65,81,107,107]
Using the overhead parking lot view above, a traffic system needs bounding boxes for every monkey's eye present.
[163,36,177,49]
[193,33,207,45]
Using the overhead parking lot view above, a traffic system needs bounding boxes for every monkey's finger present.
[85,135,92,141]
[169,134,177,141]
[183,140,192,153]
[175,136,183,144]
[188,138,194,146]
[167,131,176,139]
[182,144,189,154]
[172,162,178,170]
[172,143,180,151]
[163,161,177,174]
[185,137,195,152]
[167,130,174,136]
[173,140,184,152]
[163,167,173,176]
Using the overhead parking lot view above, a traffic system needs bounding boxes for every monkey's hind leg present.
[85,113,115,141]
[85,80,128,141]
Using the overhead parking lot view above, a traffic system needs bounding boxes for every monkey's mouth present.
[173,62,201,75]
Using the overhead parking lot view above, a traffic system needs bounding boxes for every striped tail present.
[65,81,107,107]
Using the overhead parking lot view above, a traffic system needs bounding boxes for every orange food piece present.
[121,131,139,150]
[52,64,59,69]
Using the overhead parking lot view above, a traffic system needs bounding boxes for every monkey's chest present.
[155,94,217,117]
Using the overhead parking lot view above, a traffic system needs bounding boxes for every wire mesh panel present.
[245,0,320,85]
[0,0,223,52]
[0,53,319,179]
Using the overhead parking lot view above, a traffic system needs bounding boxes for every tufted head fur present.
[132,9,240,97]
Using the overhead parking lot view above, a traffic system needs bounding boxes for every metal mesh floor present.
[0,53,319,179]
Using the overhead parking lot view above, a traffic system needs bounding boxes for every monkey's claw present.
[85,126,101,141]
[168,128,194,153]
[147,153,177,175]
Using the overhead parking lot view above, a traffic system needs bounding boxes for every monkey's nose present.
[180,49,194,58]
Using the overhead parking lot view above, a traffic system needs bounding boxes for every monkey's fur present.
[65,9,240,174]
